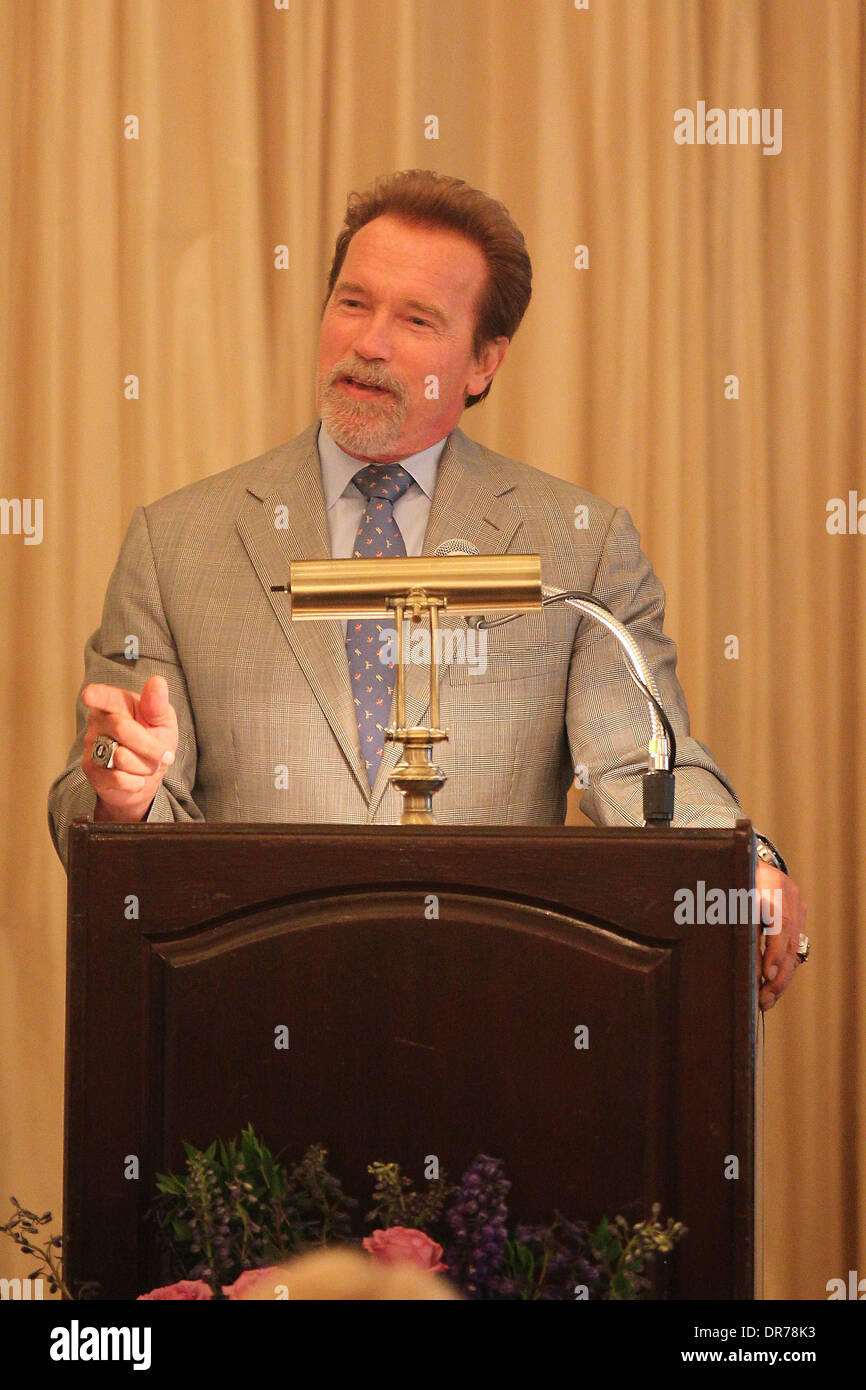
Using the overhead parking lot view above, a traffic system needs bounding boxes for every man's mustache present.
[324,359,409,403]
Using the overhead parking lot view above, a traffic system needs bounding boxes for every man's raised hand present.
[81,675,179,822]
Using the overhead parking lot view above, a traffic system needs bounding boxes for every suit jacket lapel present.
[236,425,372,799]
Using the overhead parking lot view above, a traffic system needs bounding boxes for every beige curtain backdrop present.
[1,0,863,1300]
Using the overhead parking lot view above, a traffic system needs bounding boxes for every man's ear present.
[467,336,509,397]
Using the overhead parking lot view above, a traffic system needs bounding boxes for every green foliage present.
[285,1143,358,1248]
[590,1204,687,1300]
[0,1198,71,1299]
[365,1161,454,1231]
[502,1237,541,1300]
[150,1124,357,1292]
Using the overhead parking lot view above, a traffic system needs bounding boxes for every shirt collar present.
[317,422,446,511]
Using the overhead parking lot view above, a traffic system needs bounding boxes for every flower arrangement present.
[144,1126,685,1300]
[2,1126,686,1300]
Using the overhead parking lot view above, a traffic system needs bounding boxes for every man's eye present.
[408,316,432,328]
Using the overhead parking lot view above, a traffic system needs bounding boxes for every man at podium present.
[47,170,808,1010]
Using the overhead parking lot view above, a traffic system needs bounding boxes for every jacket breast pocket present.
[444,610,563,686]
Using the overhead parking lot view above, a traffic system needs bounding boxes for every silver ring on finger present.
[92,735,119,770]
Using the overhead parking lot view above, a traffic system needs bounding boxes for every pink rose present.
[363,1227,447,1274]
[222,1265,283,1299]
[137,1279,213,1300]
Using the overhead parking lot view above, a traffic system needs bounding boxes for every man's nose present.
[352,311,393,361]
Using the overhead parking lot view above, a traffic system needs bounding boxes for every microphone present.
[432,538,481,560]
[432,540,486,628]
[432,538,675,826]
[433,538,564,611]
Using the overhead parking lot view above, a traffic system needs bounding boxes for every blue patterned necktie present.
[345,463,414,788]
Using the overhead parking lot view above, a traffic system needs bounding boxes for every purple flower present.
[444,1156,511,1300]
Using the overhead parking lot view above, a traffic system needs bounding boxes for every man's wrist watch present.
[755,832,788,876]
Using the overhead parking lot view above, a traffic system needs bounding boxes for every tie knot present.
[351,464,414,503]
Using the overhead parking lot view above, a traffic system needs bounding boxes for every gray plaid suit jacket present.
[48,422,743,870]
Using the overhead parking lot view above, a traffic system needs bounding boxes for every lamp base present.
[386,726,449,824]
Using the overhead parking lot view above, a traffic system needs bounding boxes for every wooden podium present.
[63,818,759,1299]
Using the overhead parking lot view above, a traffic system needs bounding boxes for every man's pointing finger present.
[81,683,135,716]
